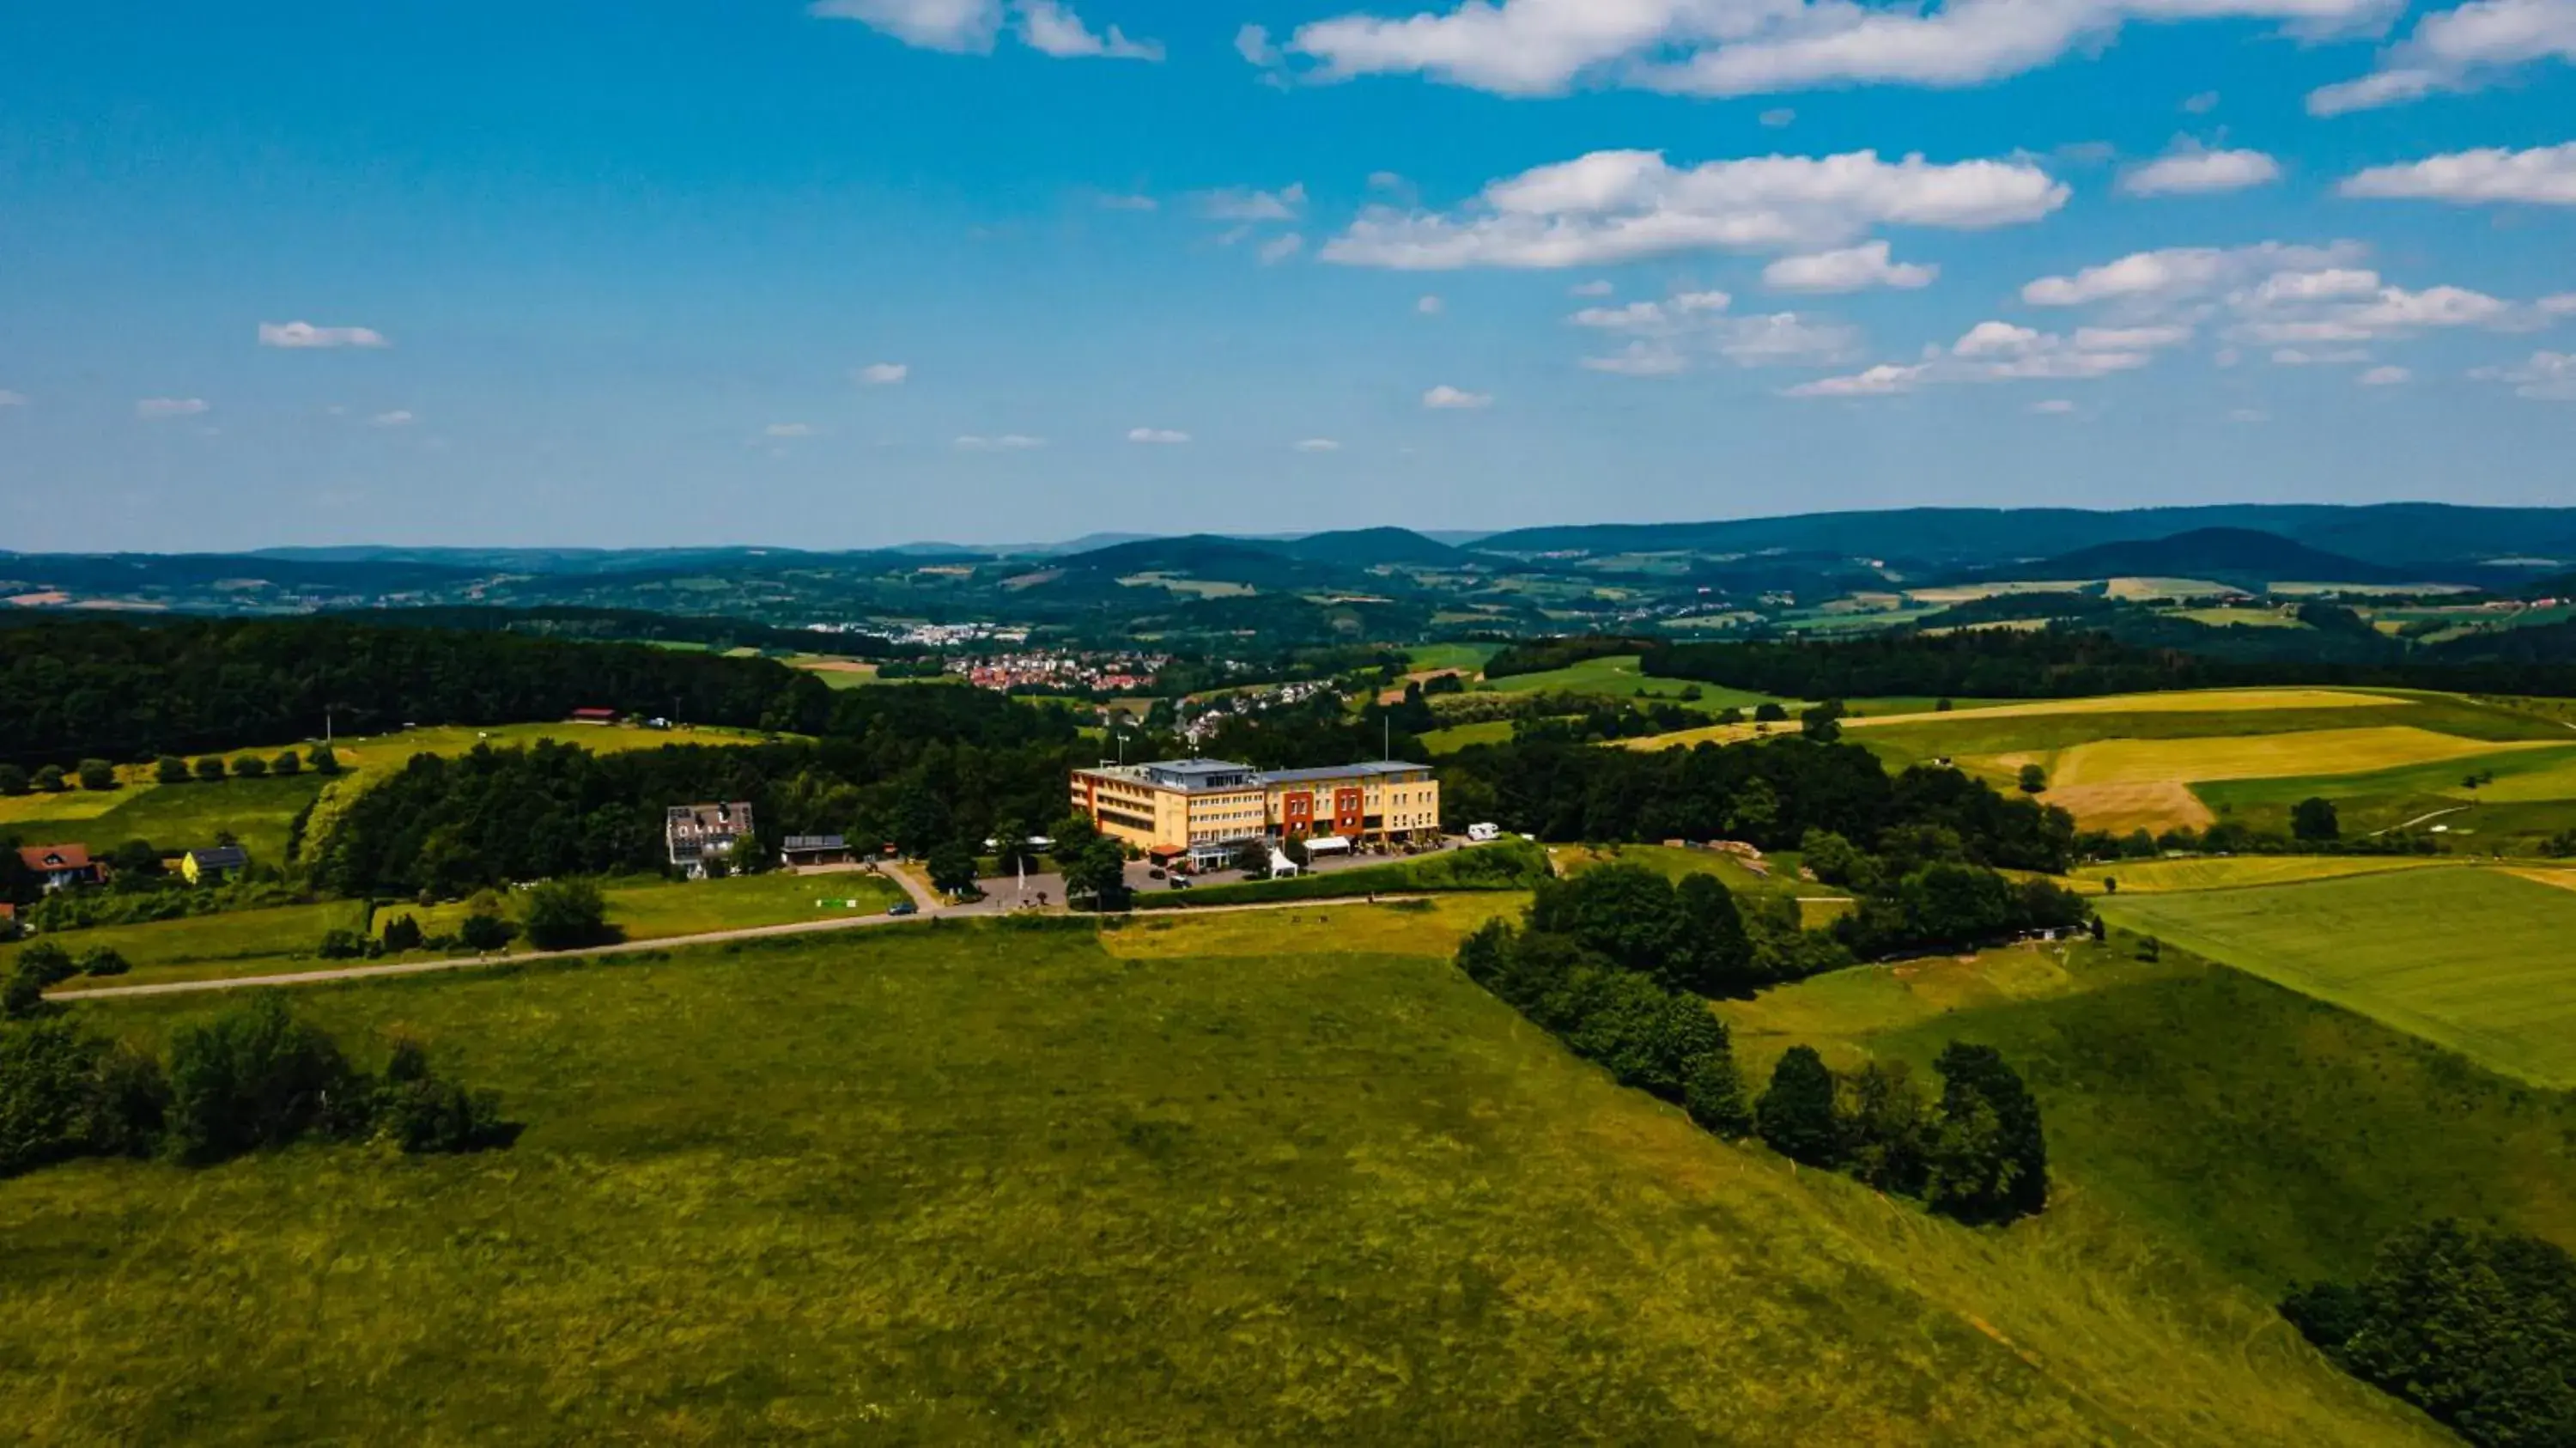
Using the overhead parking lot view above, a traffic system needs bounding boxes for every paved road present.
[45,892,1442,1002]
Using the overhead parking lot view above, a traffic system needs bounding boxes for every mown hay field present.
[2097,867,2576,1088]
[1,916,2449,1446]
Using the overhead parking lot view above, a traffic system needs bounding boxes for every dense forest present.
[1643,622,2576,701]
[315,686,1087,895]
[345,605,897,658]
[0,617,835,765]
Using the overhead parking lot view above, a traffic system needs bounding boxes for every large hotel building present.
[1069,758,1443,868]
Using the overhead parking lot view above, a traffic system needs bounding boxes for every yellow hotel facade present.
[1068,758,1442,868]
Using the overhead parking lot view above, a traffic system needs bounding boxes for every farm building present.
[17,843,100,892]
[180,845,251,885]
[667,802,756,879]
[570,707,617,725]
[781,835,854,868]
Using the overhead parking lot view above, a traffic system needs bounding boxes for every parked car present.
[887,901,919,917]
[1169,878,1192,891]
[1148,867,1167,879]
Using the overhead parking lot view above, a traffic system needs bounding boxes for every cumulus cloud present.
[1321,149,2066,271]
[1200,183,1308,222]
[2230,407,2271,423]
[1259,232,1307,265]
[858,362,910,386]
[1567,289,1856,374]
[1760,107,1797,126]
[2543,294,2576,315]
[1788,317,2174,398]
[1015,0,1163,58]
[2120,147,2283,196]
[372,410,418,427]
[2358,365,2413,384]
[1423,384,1493,409]
[2341,143,2576,204]
[136,398,210,419]
[1097,192,1158,211]
[1569,279,1615,297]
[1127,427,1191,444]
[2020,241,2367,307]
[1236,22,1283,64]
[766,422,817,438]
[1785,363,1930,397]
[811,0,1002,52]
[259,321,391,350]
[1267,0,2397,100]
[2183,89,2222,112]
[0,391,25,408]
[1417,294,1445,314]
[955,433,1045,450]
[1294,437,1343,451]
[2309,0,2576,113]
[1583,344,1692,376]
[1761,240,1937,292]
[2271,347,2374,364]
[2029,398,2080,413]
[2473,350,2576,399]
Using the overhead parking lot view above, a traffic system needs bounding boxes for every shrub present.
[15,942,78,988]
[76,947,131,978]
[316,929,370,960]
[372,1038,507,1153]
[1757,1046,1844,1167]
[271,750,301,776]
[165,995,369,1162]
[32,765,66,794]
[76,758,117,792]
[1923,1043,2049,1224]
[459,910,515,952]
[308,745,341,776]
[520,879,609,952]
[2,970,47,1020]
[192,757,228,783]
[231,755,269,780]
[1684,1050,1753,1137]
[0,1019,168,1176]
[155,756,191,785]
[0,764,26,796]
[380,914,424,953]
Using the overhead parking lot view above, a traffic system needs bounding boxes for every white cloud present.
[1761,240,1937,293]
[1569,279,1615,297]
[956,433,1046,450]
[858,362,911,386]
[1294,437,1343,451]
[2358,365,2413,384]
[2074,324,2195,350]
[1953,320,2047,357]
[2271,347,2374,364]
[1127,427,1191,444]
[259,321,391,350]
[2183,89,2221,112]
[2229,407,2271,423]
[1097,192,1159,211]
[371,410,418,427]
[2472,350,2576,399]
[1200,183,1308,222]
[1015,0,1163,59]
[2227,280,2524,348]
[2029,398,2080,413]
[1321,148,2067,271]
[2341,143,2576,204]
[2310,0,2576,113]
[1583,343,1692,376]
[766,422,817,437]
[2121,147,2283,197]
[136,398,209,420]
[1760,107,1796,127]
[2021,241,2366,307]
[1259,232,1307,265]
[1417,294,1445,314]
[811,0,1001,51]
[1236,22,1282,64]
[1423,384,1493,409]
[1571,292,1732,331]
[1274,0,2397,100]
[1716,311,1862,365]
[0,391,25,408]
[1785,363,1929,397]
[2543,294,2576,316]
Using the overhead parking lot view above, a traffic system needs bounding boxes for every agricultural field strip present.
[1626,688,2416,751]
[2096,869,2576,1090]
[1982,726,2567,789]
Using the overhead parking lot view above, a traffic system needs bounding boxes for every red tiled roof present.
[19,843,92,872]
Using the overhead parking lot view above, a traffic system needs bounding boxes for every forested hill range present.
[9,503,2576,646]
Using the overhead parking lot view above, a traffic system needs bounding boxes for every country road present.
[44,892,1444,1002]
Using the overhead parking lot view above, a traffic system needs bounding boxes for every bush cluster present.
[1753,1043,2049,1225]
[0,995,508,1178]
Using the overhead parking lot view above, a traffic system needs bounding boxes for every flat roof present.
[1256,762,1433,787]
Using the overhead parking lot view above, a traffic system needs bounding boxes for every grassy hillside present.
[2097,868,2576,1087]
[1,916,2445,1445]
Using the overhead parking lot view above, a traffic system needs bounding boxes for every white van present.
[1465,823,1502,844]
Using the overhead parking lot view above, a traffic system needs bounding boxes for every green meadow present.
[0,915,2454,1445]
[2097,867,2576,1087]
[0,773,329,864]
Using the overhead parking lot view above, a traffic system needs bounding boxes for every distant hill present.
[1994,528,2407,588]
[1265,527,1464,569]
[1059,534,1332,590]
[1472,504,2576,573]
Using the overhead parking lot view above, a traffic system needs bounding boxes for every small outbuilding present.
[570,707,618,726]
[181,845,251,885]
[781,835,854,868]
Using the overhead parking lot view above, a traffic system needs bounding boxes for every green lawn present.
[0,900,361,984]
[1,922,2446,1445]
[0,773,329,864]
[1474,654,1783,713]
[2097,868,2576,1087]
[1404,642,1501,674]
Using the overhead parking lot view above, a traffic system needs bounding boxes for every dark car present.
[887,901,920,916]
[1169,877,1192,891]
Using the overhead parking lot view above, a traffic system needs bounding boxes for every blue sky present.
[1,0,2571,551]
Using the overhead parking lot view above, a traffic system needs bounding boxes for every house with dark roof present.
[18,844,100,891]
[181,845,251,885]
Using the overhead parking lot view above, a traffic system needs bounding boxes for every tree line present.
[1641,623,2576,702]
[0,995,508,1178]
[1455,866,2048,1226]
[0,616,837,766]
[2282,1220,2576,1447]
